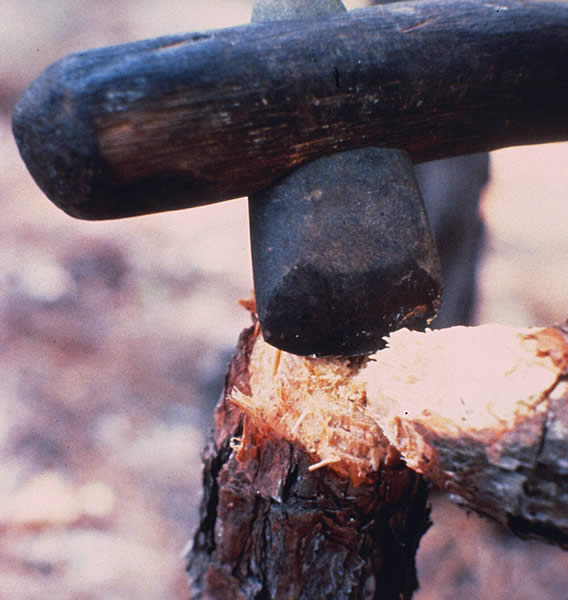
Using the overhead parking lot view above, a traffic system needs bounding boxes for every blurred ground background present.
[1,1,567,598]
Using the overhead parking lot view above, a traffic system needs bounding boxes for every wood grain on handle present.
[12,0,568,219]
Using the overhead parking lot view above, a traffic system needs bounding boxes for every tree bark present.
[12,0,568,219]
[187,319,568,598]
[186,325,431,600]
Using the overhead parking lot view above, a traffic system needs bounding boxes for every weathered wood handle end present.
[13,60,104,220]
[11,34,223,220]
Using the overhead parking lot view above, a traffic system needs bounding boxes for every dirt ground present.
[1,1,567,598]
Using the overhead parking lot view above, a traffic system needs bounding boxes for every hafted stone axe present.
[248,0,441,355]
[12,0,568,355]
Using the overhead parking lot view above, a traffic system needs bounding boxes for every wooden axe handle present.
[12,0,568,220]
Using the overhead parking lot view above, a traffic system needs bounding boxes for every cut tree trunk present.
[186,325,431,600]
[186,319,568,599]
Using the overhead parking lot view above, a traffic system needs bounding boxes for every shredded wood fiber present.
[230,340,390,484]
[229,323,568,545]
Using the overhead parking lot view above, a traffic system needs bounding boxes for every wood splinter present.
[187,321,568,599]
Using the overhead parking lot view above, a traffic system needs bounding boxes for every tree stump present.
[186,318,568,599]
[186,325,431,599]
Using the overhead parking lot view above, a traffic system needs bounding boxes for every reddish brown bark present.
[186,321,568,599]
[186,326,431,600]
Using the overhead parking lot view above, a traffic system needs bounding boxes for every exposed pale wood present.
[364,324,568,547]
[12,0,568,219]
[228,322,568,548]
[186,326,430,600]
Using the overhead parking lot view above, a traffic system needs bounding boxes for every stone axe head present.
[249,147,441,356]
[12,1,443,357]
